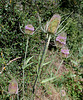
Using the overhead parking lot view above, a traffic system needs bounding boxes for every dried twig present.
[0,57,21,74]
[6,57,21,66]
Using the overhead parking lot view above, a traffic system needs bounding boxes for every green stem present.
[23,36,29,99]
[17,93,19,100]
[33,34,51,93]
[12,96,13,100]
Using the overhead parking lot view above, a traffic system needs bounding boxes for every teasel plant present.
[32,13,61,97]
[19,11,72,99]
[32,12,72,98]
[21,24,35,99]
[40,16,71,85]
[19,20,40,99]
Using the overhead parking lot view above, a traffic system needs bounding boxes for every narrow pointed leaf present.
[41,76,58,83]
[25,56,33,65]
[23,62,33,69]
[71,60,78,66]
[42,61,51,66]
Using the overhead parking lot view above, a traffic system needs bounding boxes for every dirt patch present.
[34,83,61,100]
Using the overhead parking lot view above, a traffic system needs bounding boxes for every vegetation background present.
[0,0,83,100]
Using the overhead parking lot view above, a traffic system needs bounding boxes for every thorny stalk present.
[23,36,29,99]
[33,34,51,94]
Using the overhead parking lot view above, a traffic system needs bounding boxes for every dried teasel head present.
[46,14,61,34]
[8,79,18,94]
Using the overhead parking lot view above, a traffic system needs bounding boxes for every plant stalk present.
[33,34,51,94]
[23,36,29,99]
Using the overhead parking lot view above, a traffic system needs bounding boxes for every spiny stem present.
[33,34,51,94]
[23,36,29,99]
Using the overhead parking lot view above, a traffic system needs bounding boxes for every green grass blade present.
[42,61,51,66]
[25,56,33,65]
[23,62,33,69]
